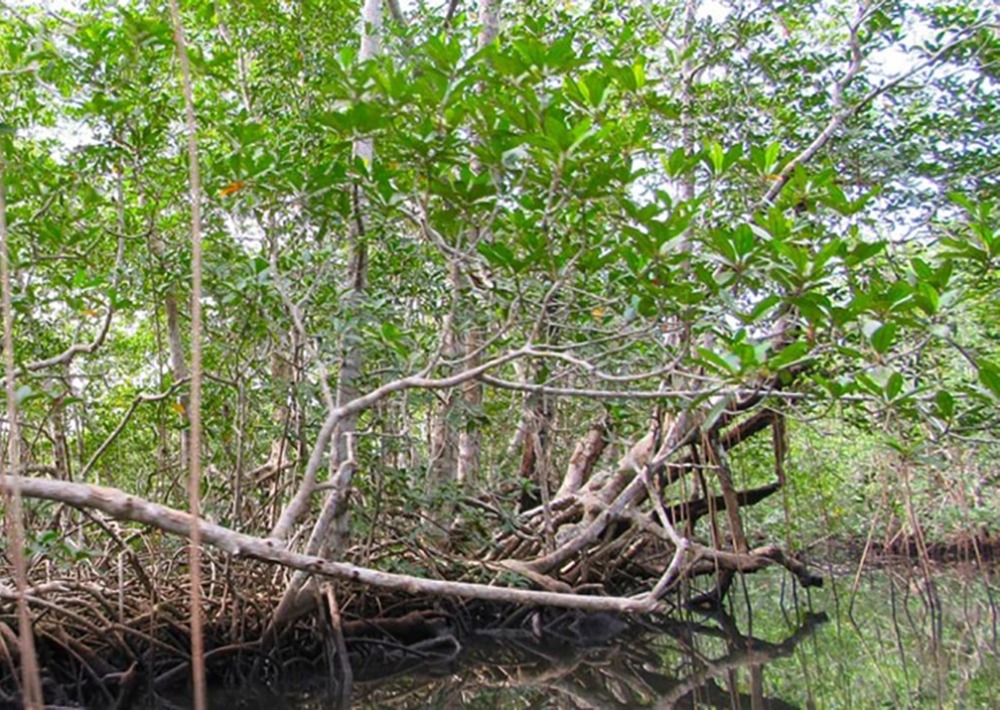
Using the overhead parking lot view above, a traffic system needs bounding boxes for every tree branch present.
[763,17,983,205]
[1,475,663,614]
[270,344,534,540]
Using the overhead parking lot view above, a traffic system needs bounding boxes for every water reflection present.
[151,565,998,709]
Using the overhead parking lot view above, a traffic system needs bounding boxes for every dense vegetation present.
[0,0,996,705]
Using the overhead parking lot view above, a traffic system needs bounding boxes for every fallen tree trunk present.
[0,475,659,613]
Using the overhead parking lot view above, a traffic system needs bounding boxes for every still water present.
[155,564,998,709]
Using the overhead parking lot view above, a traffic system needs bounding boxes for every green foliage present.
[0,0,995,546]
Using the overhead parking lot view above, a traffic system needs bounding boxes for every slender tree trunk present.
[428,0,500,496]
[318,0,381,556]
[170,1,207,705]
[267,0,383,631]
[479,0,500,44]
[456,330,481,483]
[265,331,295,528]
[281,10,378,560]
[680,0,697,208]
[456,0,501,487]
[0,122,44,710]
[319,217,368,558]
[147,213,190,479]
[428,383,459,493]
[51,368,71,481]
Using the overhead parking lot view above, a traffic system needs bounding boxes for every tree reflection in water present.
[149,566,997,709]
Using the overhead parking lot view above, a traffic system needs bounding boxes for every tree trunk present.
[267,0,382,631]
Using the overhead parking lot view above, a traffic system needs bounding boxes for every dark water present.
[152,564,998,709]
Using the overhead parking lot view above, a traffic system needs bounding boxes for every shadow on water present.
[145,564,997,709]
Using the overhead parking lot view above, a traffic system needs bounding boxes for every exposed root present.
[488,404,823,605]
[0,392,827,706]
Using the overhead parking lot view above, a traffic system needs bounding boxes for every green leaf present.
[477,242,517,271]
[844,241,885,266]
[812,373,844,398]
[813,237,842,273]
[632,60,647,89]
[380,321,401,342]
[934,390,955,419]
[723,143,743,171]
[702,393,734,432]
[870,323,897,354]
[915,282,939,315]
[978,360,1000,399]
[885,372,903,401]
[15,385,35,406]
[947,191,973,212]
[751,141,781,174]
[742,294,781,323]
[768,341,810,371]
[706,142,725,175]
[697,347,738,375]
[665,147,692,177]
[911,257,934,280]
[764,142,780,170]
